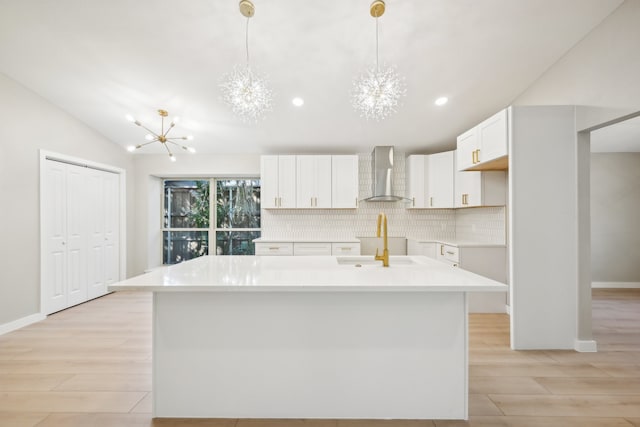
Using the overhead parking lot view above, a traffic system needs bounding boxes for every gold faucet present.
[375,212,389,267]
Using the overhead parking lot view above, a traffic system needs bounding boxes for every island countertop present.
[109,255,507,293]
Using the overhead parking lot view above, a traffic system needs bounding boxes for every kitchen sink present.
[336,256,417,267]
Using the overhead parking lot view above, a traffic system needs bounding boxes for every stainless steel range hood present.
[363,146,406,202]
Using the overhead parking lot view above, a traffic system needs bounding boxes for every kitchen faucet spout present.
[375,212,389,267]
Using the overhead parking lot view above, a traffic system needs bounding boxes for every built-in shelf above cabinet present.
[457,108,509,171]
[261,155,358,209]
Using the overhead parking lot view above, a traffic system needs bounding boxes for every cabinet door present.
[427,151,454,208]
[260,156,279,209]
[296,156,316,208]
[332,155,358,208]
[456,128,477,171]
[315,156,332,208]
[406,155,426,208]
[478,109,508,164]
[297,156,332,208]
[455,170,482,208]
[278,156,297,208]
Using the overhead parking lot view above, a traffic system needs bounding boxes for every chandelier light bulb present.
[352,64,406,121]
[187,147,196,153]
[220,65,273,122]
[125,114,135,123]
[126,145,136,152]
[144,134,155,141]
[169,154,177,162]
[186,135,194,141]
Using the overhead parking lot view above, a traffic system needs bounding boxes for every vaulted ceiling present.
[0,0,624,154]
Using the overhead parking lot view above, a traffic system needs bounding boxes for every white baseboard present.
[592,281,640,289]
[574,339,598,353]
[0,312,46,336]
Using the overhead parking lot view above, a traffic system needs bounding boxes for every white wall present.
[509,0,640,350]
[0,72,135,327]
[131,154,260,274]
[514,0,640,112]
[591,153,640,284]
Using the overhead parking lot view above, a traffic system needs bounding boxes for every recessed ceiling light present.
[292,97,304,107]
[435,96,448,106]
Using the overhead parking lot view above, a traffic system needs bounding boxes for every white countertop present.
[254,238,360,243]
[109,255,507,293]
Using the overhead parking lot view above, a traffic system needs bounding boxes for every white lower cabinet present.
[409,240,507,313]
[407,240,437,259]
[255,242,294,256]
[331,242,361,256]
[255,241,360,256]
[294,242,332,256]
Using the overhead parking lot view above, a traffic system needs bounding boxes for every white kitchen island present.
[109,255,507,420]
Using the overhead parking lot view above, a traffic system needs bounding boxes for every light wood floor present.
[1,289,639,427]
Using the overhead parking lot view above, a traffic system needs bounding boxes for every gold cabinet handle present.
[268,247,279,250]
[430,197,433,207]
[476,149,480,163]
[412,197,415,207]
[440,244,444,256]
[472,150,477,164]
[446,251,455,255]
[278,197,282,207]
[274,197,277,207]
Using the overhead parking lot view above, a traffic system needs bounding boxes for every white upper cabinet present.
[261,155,358,209]
[261,155,296,209]
[456,129,478,171]
[457,107,509,171]
[427,151,455,208]
[296,155,332,208]
[406,155,426,208]
[331,155,359,208]
[455,169,507,208]
[406,151,454,209]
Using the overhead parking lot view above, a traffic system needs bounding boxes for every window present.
[163,178,260,264]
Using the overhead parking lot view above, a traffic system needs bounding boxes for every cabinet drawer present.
[293,242,332,256]
[255,242,294,256]
[437,243,459,263]
[331,242,361,256]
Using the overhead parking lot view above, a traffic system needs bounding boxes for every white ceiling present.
[0,0,624,155]
[591,115,640,152]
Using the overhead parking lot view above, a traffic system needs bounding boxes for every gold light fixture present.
[125,109,195,162]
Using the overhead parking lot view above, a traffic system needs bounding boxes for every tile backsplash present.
[261,151,505,244]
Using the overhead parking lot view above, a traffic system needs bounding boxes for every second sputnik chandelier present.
[220,0,405,122]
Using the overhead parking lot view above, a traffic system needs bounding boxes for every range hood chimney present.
[364,146,406,202]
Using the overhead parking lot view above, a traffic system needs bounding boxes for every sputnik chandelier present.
[351,0,406,121]
[220,0,273,122]
[126,109,195,162]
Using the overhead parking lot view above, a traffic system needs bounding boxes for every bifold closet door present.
[43,160,119,314]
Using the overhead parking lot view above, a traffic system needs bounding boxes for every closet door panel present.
[44,161,68,314]
[87,169,106,299]
[103,172,120,286]
[66,165,87,306]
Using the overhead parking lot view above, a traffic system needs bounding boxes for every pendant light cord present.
[245,17,250,66]
[375,16,379,73]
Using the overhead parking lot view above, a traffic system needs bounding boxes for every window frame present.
[161,177,261,264]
